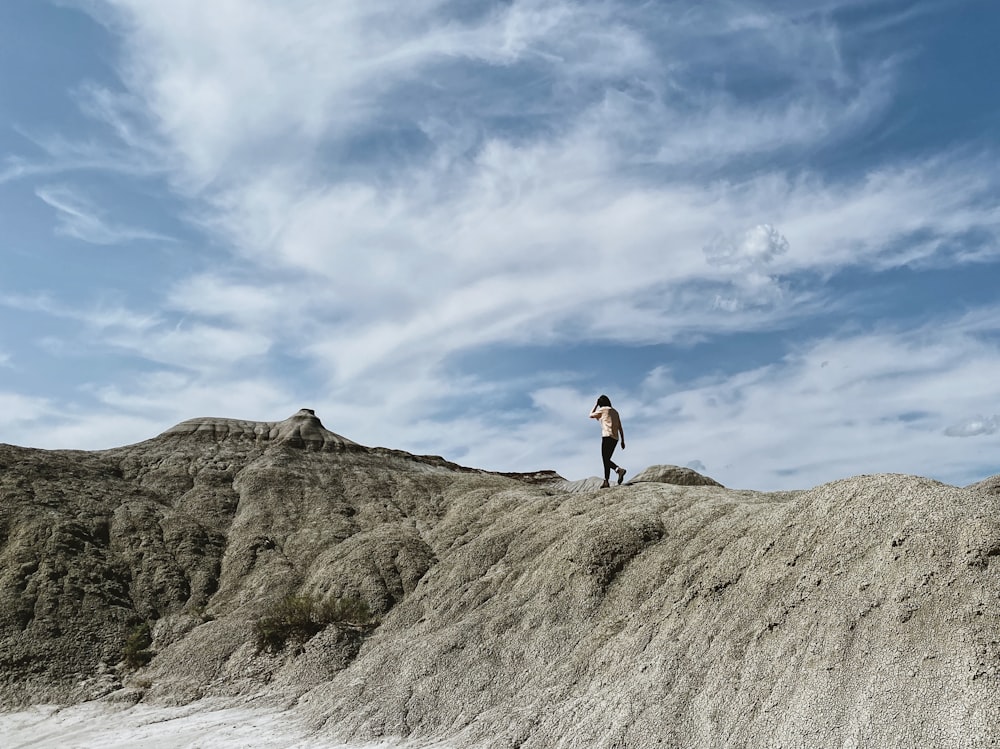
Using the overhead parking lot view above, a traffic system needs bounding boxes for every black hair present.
[596,395,612,408]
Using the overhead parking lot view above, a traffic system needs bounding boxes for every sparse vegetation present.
[122,622,154,669]
[254,594,374,653]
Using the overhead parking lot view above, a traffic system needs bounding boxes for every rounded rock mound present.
[554,464,723,493]
[627,464,723,487]
[967,474,1000,497]
[160,408,360,450]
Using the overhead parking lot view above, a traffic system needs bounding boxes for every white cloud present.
[0,156,41,184]
[705,223,790,311]
[705,224,790,269]
[82,0,656,192]
[0,293,156,332]
[11,306,998,488]
[0,393,54,426]
[93,371,296,422]
[232,146,997,384]
[165,274,304,328]
[0,369,302,451]
[944,416,1000,438]
[0,294,271,375]
[794,165,999,269]
[36,185,172,245]
[1,123,164,186]
[650,65,894,167]
[73,0,904,194]
[9,412,168,452]
[612,317,1000,489]
[102,322,273,372]
[64,0,999,344]
[420,307,1000,488]
[297,306,1000,490]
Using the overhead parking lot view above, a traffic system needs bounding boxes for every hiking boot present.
[616,467,627,485]
[600,480,611,488]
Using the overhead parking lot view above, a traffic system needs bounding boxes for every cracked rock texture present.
[1,409,999,748]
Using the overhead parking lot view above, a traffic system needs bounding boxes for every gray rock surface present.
[1,410,999,747]
[627,463,725,487]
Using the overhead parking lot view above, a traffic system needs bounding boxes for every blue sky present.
[1,0,999,490]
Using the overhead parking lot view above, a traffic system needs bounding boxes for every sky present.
[1,0,999,491]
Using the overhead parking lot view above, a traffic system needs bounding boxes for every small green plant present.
[122,622,154,669]
[317,596,372,625]
[254,594,373,653]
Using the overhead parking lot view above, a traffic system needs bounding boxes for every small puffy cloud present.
[686,459,707,472]
[944,415,1000,438]
[704,224,790,269]
[706,224,790,311]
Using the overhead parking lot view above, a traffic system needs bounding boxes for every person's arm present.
[614,410,625,448]
[589,402,602,418]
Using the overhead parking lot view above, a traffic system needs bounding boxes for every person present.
[589,395,626,487]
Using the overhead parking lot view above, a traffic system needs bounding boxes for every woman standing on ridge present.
[590,395,626,488]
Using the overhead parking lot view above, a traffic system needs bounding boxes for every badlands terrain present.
[1,408,998,748]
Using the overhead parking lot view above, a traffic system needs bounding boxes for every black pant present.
[601,436,620,481]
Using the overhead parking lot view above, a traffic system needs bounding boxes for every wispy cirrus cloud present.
[35,184,173,244]
[77,0,892,192]
[1,115,166,186]
[69,2,999,387]
[0,292,270,375]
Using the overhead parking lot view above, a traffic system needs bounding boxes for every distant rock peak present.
[160,409,360,450]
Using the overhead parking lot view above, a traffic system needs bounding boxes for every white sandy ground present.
[0,700,420,749]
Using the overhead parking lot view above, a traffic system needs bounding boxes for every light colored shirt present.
[590,406,622,439]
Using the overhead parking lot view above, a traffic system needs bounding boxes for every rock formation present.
[1,409,998,747]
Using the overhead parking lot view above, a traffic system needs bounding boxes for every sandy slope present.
[0,700,398,749]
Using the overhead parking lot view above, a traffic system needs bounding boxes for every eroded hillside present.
[1,409,999,748]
